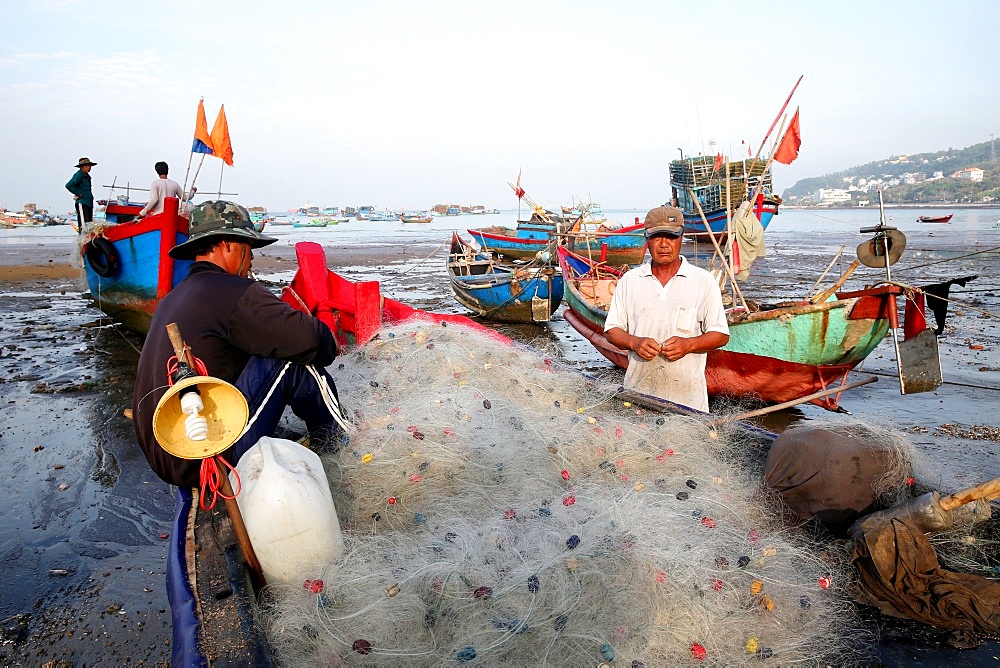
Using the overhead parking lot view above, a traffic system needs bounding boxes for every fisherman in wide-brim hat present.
[168,199,277,260]
[66,157,97,231]
[133,200,350,489]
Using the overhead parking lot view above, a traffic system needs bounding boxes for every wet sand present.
[1,215,998,665]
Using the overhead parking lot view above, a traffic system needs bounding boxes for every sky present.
[3,0,998,213]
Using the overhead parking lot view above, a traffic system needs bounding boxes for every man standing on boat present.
[604,206,729,412]
[65,157,96,232]
[132,200,350,488]
[136,161,185,219]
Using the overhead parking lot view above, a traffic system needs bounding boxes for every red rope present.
[199,455,242,511]
[166,354,209,383]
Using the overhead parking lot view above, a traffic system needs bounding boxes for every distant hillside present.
[782,139,1000,205]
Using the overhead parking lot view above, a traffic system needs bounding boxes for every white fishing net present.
[255,319,867,665]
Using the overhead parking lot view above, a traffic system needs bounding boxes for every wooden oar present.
[852,474,1000,537]
[710,376,878,427]
[940,476,1000,511]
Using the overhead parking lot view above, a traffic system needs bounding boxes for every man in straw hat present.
[132,200,350,487]
[65,157,96,232]
[604,206,729,412]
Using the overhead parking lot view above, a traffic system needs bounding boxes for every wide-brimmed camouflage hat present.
[169,200,277,260]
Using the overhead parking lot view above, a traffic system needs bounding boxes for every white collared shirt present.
[604,256,729,411]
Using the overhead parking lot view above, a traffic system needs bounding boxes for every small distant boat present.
[401,213,433,224]
[447,232,564,323]
[292,218,328,228]
[918,214,953,224]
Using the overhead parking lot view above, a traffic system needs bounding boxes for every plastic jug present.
[230,436,345,585]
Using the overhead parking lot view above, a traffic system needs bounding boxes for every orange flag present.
[713,152,723,171]
[192,99,214,154]
[773,107,801,165]
[210,105,234,166]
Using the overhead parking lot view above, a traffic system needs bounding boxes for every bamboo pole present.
[688,190,749,312]
[755,75,803,161]
[712,376,877,426]
[805,246,846,299]
[164,323,266,590]
[809,260,860,304]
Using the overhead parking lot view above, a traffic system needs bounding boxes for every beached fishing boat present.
[563,218,647,266]
[918,214,953,223]
[469,215,647,266]
[669,155,780,239]
[79,196,191,334]
[446,232,564,323]
[557,245,898,410]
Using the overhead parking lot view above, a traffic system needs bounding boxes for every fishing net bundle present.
[256,320,866,666]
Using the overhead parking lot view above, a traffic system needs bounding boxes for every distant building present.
[814,188,852,203]
[952,167,984,182]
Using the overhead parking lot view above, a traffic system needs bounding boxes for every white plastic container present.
[230,436,345,585]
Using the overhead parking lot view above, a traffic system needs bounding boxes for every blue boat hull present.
[448,232,564,322]
[80,198,191,333]
[681,203,778,237]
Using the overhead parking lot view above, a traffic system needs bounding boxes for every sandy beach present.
[1,211,998,665]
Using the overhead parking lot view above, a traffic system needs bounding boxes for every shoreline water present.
[1,210,998,664]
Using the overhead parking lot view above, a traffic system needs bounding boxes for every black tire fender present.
[85,237,121,278]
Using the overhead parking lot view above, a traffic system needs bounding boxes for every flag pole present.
[191,154,207,193]
[217,161,225,199]
[754,75,802,160]
[182,151,195,202]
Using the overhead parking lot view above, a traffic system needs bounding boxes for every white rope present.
[308,365,356,435]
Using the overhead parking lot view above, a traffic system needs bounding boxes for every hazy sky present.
[3,0,997,213]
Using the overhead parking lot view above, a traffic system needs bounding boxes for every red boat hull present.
[281,242,509,347]
[562,308,861,408]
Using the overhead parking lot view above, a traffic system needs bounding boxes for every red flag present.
[192,99,214,155]
[713,152,723,171]
[514,170,525,199]
[210,105,234,166]
[773,107,801,165]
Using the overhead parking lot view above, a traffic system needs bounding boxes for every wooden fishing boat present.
[669,156,780,239]
[918,214,953,223]
[446,232,564,323]
[468,208,646,265]
[563,219,647,266]
[401,213,434,224]
[79,196,191,334]
[557,245,899,410]
[292,218,328,228]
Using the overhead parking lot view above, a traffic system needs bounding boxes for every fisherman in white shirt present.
[136,161,186,219]
[604,206,730,412]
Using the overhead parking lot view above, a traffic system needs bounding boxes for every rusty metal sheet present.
[531,296,550,322]
[895,328,943,394]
